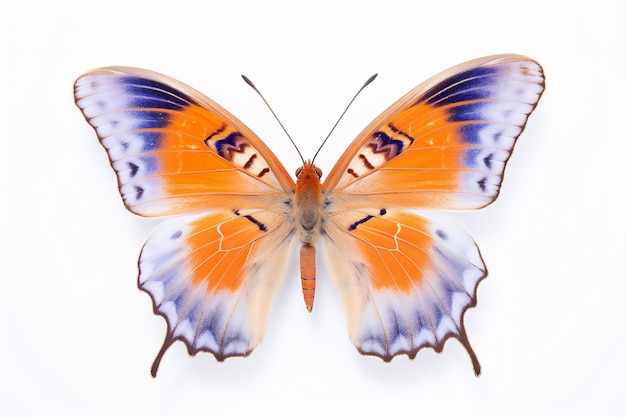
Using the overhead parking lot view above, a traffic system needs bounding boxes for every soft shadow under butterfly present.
[74,55,544,377]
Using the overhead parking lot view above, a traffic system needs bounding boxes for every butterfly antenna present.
[241,75,305,164]
[312,73,378,163]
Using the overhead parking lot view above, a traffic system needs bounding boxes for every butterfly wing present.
[140,208,293,376]
[322,208,485,373]
[74,67,293,217]
[322,55,544,374]
[324,54,545,210]
[74,68,296,375]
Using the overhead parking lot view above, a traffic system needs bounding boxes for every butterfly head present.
[295,161,323,182]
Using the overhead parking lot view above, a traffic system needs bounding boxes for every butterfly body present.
[293,162,324,311]
[75,55,544,377]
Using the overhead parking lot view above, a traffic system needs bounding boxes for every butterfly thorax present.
[293,161,324,312]
[293,161,324,245]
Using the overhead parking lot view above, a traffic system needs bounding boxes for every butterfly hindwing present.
[139,208,294,376]
[74,67,293,217]
[324,55,545,210]
[322,208,485,374]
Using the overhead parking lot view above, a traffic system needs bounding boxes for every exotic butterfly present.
[74,55,544,377]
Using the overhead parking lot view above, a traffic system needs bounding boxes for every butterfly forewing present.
[74,67,294,217]
[325,55,544,210]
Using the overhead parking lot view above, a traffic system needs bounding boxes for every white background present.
[1,0,624,416]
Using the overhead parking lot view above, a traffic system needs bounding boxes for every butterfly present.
[74,54,544,377]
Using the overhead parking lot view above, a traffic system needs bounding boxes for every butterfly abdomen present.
[300,245,316,312]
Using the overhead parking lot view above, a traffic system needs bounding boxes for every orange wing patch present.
[337,209,432,291]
